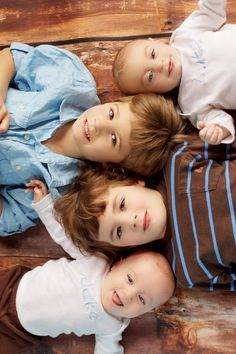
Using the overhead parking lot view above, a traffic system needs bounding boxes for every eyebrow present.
[109,193,119,242]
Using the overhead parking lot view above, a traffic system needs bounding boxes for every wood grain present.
[0,0,236,353]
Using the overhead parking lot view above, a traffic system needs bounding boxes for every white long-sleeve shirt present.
[171,0,236,143]
[16,194,129,354]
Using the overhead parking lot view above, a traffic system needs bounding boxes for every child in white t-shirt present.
[0,180,175,354]
[113,0,236,145]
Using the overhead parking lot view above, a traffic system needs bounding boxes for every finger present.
[197,121,206,130]
[203,125,217,143]
[25,187,34,193]
[0,113,10,133]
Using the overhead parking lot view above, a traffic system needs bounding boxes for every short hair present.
[54,163,141,259]
[113,39,144,93]
[118,93,190,176]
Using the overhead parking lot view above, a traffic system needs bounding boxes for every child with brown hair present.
[113,0,236,146]
[0,43,180,235]
[53,113,236,291]
[0,179,175,354]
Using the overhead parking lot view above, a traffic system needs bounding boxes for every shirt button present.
[15,164,21,171]
[24,134,30,141]
[19,104,26,110]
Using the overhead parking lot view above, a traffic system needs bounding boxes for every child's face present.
[118,39,182,94]
[72,101,133,163]
[101,251,173,318]
[98,182,166,247]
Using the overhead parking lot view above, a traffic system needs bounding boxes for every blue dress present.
[0,42,100,236]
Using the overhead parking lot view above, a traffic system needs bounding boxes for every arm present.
[95,321,129,354]
[194,108,235,144]
[8,42,99,129]
[176,0,227,32]
[0,48,15,132]
[28,179,84,259]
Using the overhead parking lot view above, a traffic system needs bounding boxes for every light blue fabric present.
[0,42,100,236]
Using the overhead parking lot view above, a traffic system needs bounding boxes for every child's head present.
[54,163,167,257]
[101,248,175,318]
[113,38,182,94]
[74,93,187,176]
[119,93,188,176]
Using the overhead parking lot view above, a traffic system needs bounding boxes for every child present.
[113,0,236,145]
[53,127,236,291]
[0,181,175,354]
[0,44,172,235]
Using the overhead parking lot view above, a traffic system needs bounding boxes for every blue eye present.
[148,70,154,82]
[151,48,155,59]
[109,108,114,120]
[120,198,125,210]
[138,295,145,305]
[127,274,133,284]
[117,226,122,239]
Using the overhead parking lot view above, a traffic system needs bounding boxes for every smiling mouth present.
[84,119,90,141]
[143,211,150,231]
[112,291,124,306]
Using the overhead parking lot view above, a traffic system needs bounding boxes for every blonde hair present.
[54,163,140,259]
[118,93,190,176]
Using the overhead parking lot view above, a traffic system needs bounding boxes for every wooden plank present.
[1,0,236,48]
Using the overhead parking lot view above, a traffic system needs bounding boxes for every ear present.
[137,180,145,187]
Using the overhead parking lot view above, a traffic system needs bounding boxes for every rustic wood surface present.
[0,0,236,353]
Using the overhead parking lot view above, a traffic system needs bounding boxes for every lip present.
[168,57,174,76]
[84,119,90,141]
[112,291,124,306]
[143,210,150,231]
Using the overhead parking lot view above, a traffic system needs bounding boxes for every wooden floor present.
[1,1,236,353]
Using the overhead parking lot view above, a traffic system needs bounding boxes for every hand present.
[0,95,10,133]
[25,179,48,203]
[198,121,230,145]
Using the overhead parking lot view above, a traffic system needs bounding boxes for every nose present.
[133,214,137,229]
[155,59,163,73]
[125,287,136,303]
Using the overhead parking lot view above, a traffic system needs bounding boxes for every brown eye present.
[109,108,114,119]
[148,71,154,82]
[120,198,125,210]
[111,133,117,146]
[127,274,133,284]
[117,226,122,239]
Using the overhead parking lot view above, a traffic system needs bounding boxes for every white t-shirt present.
[16,195,129,354]
[171,0,236,143]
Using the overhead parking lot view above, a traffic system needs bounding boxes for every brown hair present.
[54,163,140,259]
[118,93,190,176]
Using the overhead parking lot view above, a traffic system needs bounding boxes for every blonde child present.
[0,44,174,235]
[0,180,175,354]
[113,0,236,145]
[53,118,236,290]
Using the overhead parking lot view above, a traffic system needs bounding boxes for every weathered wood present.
[0,0,236,353]
[1,0,236,48]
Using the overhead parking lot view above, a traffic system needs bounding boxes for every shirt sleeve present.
[174,0,226,33]
[33,194,85,259]
[95,322,129,354]
[192,108,235,144]
[8,42,100,128]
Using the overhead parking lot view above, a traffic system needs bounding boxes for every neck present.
[42,120,80,158]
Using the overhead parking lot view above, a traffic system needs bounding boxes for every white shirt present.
[16,194,129,354]
[171,0,236,143]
